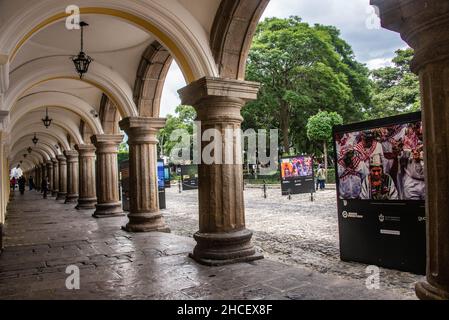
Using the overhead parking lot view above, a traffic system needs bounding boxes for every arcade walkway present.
[0,191,410,300]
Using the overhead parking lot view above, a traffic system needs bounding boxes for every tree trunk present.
[323,140,328,174]
[280,102,289,154]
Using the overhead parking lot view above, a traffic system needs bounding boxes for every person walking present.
[10,177,16,191]
[316,164,327,190]
[41,176,49,199]
[18,176,26,195]
[28,176,34,191]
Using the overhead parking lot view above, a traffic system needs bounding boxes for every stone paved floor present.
[164,185,424,299]
[0,189,413,300]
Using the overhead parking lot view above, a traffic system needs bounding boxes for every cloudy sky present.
[160,0,408,117]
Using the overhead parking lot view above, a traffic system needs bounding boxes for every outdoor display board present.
[157,160,166,210]
[181,165,199,191]
[333,112,425,274]
[164,166,171,188]
[280,155,315,195]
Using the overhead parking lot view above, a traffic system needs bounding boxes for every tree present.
[306,111,343,171]
[244,17,370,154]
[158,105,196,159]
[368,48,421,119]
[118,141,129,164]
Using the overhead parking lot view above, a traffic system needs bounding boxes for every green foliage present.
[306,111,343,143]
[118,141,129,165]
[158,105,196,158]
[244,17,371,154]
[368,48,421,119]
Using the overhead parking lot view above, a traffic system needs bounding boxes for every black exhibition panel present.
[333,112,425,274]
[280,155,315,196]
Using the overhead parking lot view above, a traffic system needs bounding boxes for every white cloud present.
[365,57,393,70]
[160,61,186,117]
[160,0,410,115]
[261,0,408,67]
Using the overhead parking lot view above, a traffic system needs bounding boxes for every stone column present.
[91,135,124,218]
[178,77,263,266]
[56,155,67,200]
[64,150,79,204]
[414,60,449,300]
[372,0,449,300]
[75,144,97,210]
[35,166,40,191]
[46,160,53,193]
[119,117,170,232]
[51,158,59,197]
[41,163,47,189]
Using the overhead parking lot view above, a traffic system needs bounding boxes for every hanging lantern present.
[42,107,52,128]
[32,134,39,145]
[71,22,93,79]
[27,147,33,154]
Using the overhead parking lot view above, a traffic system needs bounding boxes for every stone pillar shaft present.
[51,158,59,197]
[56,155,67,200]
[64,150,79,203]
[35,166,40,191]
[46,161,53,192]
[75,145,97,210]
[178,77,263,266]
[415,60,449,300]
[41,163,47,182]
[91,134,124,218]
[119,117,169,232]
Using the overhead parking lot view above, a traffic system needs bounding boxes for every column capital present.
[46,160,53,166]
[75,144,96,156]
[91,134,124,147]
[372,0,449,72]
[178,77,260,106]
[119,117,166,145]
[56,155,67,163]
[51,157,58,164]
[63,150,79,161]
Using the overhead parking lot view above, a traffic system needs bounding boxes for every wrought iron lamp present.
[71,21,93,79]
[42,107,52,128]
[32,134,39,145]
[27,147,33,154]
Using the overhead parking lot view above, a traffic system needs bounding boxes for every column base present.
[56,192,67,200]
[76,198,97,210]
[93,202,125,218]
[122,212,170,233]
[189,229,263,266]
[416,281,449,300]
[51,190,59,197]
[65,194,79,204]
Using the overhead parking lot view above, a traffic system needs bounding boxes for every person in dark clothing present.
[10,177,16,191]
[41,177,49,199]
[18,176,26,195]
[28,176,34,191]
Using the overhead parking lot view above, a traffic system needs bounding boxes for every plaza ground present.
[164,184,424,299]
[0,188,421,300]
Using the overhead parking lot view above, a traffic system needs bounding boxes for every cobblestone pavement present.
[163,185,424,299]
[0,190,415,300]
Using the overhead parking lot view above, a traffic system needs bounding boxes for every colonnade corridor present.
[0,190,405,300]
